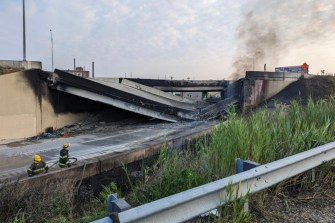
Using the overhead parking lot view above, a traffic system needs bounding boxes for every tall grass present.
[3,97,335,222]
[208,97,335,177]
[127,142,212,205]
[0,178,76,223]
[124,97,335,222]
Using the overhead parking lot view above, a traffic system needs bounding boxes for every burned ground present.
[267,75,335,106]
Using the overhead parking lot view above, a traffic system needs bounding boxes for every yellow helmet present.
[63,143,70,149]
[34,154,41,162]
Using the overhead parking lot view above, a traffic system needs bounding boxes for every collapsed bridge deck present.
[46,70,234,122]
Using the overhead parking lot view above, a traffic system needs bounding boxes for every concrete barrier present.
[242,71,302,112]
[0,60,42,69]
[0,70,106,140]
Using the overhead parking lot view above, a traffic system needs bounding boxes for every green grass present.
[126,142,212,205]
[124,97,335,222]
[207,97,335,177]
[2,97,335,222]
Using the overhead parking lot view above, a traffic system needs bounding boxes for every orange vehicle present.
[275,62,309,74]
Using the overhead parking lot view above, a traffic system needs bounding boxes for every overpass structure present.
[46,70,234,122]
[123,78,229,92]
[0,69,310,197]
[0,68,305,141]
[48,70,199,122]
[0,69,235,141]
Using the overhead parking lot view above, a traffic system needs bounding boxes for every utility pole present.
[23,0,26,61]
[252,57,254,71]
[92,61,95,78]
[50,29,54,71]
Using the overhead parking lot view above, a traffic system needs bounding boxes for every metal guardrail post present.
[91,194,131,223]
[107,194,118,216]
[235,158,244,174]
[235,158,260,173]
[311,168,315,183]
[235,158,260,212]
[93,142,335,223]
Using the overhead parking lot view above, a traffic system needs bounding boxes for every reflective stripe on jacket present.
[27,161,49,175]
[59,148,69,164]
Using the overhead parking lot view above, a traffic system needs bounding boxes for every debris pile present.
[30,110,150,141]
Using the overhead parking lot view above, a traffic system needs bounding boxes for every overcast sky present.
[0,0,334,79]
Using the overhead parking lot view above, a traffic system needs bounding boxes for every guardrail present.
[93,141,335,223]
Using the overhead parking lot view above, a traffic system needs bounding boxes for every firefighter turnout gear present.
[27,155,49,177]
[59,146,71,168]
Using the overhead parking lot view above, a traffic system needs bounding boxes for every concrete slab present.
[51,70,201,123]
[55,84,179,122]
[0,121,217,182]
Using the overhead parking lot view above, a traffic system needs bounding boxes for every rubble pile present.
[30,111,149,141]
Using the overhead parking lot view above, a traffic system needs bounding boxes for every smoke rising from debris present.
[231,0,335,79]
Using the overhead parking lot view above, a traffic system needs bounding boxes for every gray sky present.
[0,0,334,79]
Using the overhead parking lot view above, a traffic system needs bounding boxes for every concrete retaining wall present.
[245,71,303,80]
[0,60,42,69]
[242,71,301,112]
[0,70,88,140]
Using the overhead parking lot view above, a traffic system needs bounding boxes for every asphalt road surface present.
[0,121,216,181]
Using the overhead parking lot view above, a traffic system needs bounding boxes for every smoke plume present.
[231,0,335,79]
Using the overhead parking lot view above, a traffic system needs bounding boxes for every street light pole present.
[23,0,26,61]
[50,29,54,71]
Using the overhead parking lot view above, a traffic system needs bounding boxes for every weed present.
[3,95,335,222]
[0,178,76,223]
[98,182,121,205]
[218,182,250,223]
[125,97,335,221]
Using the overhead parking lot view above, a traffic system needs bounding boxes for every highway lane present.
[0,121,216,181]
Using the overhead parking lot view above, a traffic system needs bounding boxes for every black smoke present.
[231,0,335,79]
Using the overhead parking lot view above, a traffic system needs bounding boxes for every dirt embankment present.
[258,75,335,222]
[269,75,335,105]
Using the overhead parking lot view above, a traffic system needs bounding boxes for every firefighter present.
[59,143,71,168]
[27,154,49,177]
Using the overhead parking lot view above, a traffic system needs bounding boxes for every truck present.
[275,62,309,74]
